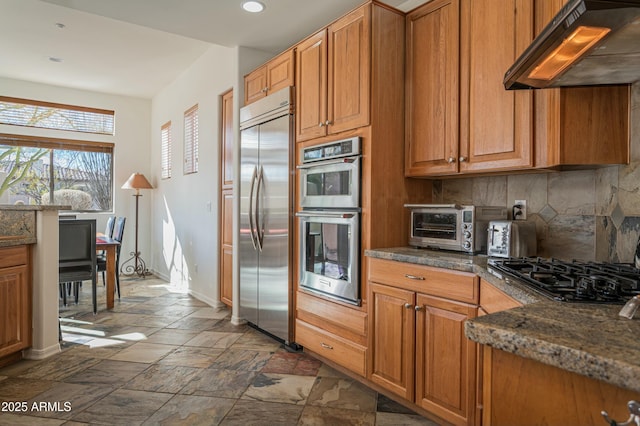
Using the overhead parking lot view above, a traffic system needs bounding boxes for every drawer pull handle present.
[320,342,333,350]
[404,274,425,280]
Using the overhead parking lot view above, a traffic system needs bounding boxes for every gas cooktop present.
[487,257,640,304]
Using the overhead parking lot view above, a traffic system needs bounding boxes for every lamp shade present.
[121,173,153,190]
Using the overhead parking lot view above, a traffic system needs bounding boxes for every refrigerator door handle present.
[248,165,258,250]
[255,165,265,251]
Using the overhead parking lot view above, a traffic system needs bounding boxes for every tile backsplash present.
[431,83,640,263]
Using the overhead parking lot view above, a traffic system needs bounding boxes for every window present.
[0,96,115,135]
[161,121,172,179]
[184,104,199,175]
[0,133,113,212]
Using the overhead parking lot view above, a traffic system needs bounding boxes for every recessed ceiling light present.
[242,1,265,13]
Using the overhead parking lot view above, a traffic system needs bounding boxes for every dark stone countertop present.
[365,247,640,394]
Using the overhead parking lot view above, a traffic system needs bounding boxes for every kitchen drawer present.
[296,319,367,377]
[296,291,367,342]
[0,245,28,269]
[368,258,478,304]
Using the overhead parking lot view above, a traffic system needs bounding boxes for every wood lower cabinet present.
[219,190,233,306]
[368,258,478,426]
[295,4,371,142]
[0,245,31,363]
[483,347,640,426]
[244,49,294,106]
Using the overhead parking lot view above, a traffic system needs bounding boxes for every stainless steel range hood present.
[504,0,640,90]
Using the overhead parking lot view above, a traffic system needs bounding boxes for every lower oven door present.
[296,210,360,306]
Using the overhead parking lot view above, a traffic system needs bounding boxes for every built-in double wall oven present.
[296,137,361,306]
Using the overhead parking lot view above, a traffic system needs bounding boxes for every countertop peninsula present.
[365,247,640,394]
[0,204,70,247]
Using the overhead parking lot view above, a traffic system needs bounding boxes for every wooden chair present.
[59,219,98,314]
[97,216,125,298]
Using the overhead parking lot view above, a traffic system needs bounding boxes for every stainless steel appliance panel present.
[255,115,291,342]
[239,86,293,344]
[239,124,259,327]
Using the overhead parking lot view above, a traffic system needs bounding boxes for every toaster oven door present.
[409,210,464,250]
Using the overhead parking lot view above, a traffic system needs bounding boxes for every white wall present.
[150,45,236,306]
[0,77,152,264]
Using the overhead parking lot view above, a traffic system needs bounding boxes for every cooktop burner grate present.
[487,257,640,303]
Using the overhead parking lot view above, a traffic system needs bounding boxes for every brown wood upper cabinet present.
[244,49,294,106]
[406,0,629,177]
[295,4,370,142]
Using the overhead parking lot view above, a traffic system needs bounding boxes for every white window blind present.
[161,121,172,179]
[0,96,115,135]
[184,105,199,175]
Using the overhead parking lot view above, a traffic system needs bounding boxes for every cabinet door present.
[220,190,233,306]
[416,293,477,426]
[369,282,415,400]
[459,0,533,173]
[327,4,370,135]
[405,0,459,176]
[244,66,266,105]
[221,89,234,188]
[267,49,294,95]
[296,30,328,142]
[0,264,30,358]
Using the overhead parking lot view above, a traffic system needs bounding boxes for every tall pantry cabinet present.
[293,1,432,378]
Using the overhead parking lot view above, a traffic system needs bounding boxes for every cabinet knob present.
[404,303,413,309]
[415,305,423,312]
[325,120,333,126]
[318,122,325,127]
[262,87,268,93]
[459,156,467,162]
[447,157,456,164]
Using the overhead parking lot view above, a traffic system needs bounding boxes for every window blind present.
[0,96,115,135]
[161,121,172,179]
[184,104,199,175]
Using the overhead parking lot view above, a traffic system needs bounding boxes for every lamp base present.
[120,251,152,278]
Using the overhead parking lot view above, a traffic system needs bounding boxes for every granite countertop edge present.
[365,247,640,393]
[0,237,36,247]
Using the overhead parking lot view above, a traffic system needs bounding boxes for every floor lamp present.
[120,172,153,278]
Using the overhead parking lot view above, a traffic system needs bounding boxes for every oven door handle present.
[296,155,361,169]
[248,165,258,250]
[255,165,265,251]
[295,211,355,219]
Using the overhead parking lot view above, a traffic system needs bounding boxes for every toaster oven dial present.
[464,231,472,239]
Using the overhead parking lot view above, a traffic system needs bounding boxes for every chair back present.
[105,216,116,238]
[113,217,126,243]
[59,219,97,282]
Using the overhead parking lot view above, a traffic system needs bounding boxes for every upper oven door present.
[298,156,360,209]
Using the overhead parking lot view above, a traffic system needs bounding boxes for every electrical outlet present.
[514,200,527,220]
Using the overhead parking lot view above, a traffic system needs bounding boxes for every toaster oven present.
[405,204,508,253]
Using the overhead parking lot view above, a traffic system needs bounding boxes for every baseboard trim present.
[24,344,61,360]
[189,289,226,309]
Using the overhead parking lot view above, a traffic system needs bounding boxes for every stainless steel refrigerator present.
[239,86,294,345]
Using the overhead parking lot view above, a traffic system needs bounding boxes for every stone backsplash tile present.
[548,170,595,215]
[506,173,547,215]
[471,176,507,207]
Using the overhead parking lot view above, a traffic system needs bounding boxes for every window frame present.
[0,133,114,212]
[183,104,199,175]
[161,121,172,180]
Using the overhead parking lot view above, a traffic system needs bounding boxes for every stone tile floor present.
[0,276,439,425]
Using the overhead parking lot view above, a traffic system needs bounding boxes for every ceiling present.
[0,0,426,99]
